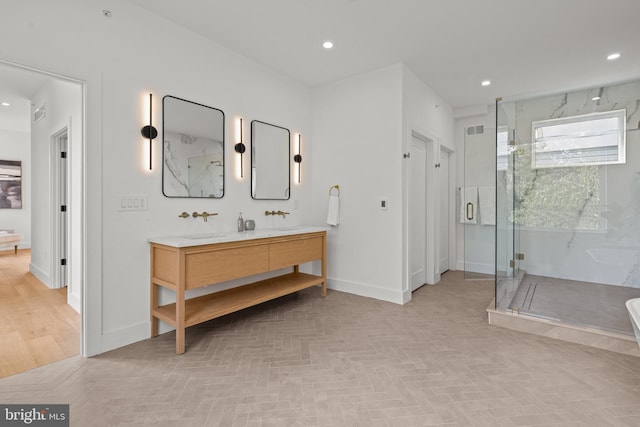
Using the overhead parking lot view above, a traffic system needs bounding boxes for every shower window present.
[531,109,626,169]
[513,165,605,231]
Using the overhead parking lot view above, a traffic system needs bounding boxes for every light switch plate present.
[119,195,148,211]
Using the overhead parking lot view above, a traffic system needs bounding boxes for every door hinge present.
[61,258,67,266]
[403,153,411,159]
[61,205,67,212]
[435,163,441,168]
[61,151,67,159]
[515,253,525,260]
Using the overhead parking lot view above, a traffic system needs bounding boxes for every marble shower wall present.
[498,79,640,287]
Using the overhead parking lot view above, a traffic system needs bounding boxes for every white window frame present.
[496,126,510,171]
[531,109,626,169]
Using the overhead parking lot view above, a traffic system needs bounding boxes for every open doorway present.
[0,60,83,378]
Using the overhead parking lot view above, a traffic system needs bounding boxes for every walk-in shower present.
[493,79,640,336]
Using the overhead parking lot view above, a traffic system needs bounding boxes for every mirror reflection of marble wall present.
[251,120,290,200]
[163,96,225,198]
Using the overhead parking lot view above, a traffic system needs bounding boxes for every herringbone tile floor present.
[1,271,639,426]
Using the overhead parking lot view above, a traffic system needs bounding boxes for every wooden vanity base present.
[150,231,326,354]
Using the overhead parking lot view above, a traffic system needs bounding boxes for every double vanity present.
[152,95,315,354]
[148,226,327,354]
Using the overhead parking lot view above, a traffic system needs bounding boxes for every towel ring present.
[329,185,340,196]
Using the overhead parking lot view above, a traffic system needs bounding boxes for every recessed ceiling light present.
[592,96,601,101]
[322,41,334,49]
[481,80,491,87]
[1,102,9,107]
[606,52,621,61]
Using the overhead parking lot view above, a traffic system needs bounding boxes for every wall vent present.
[33,102,46,123]
[466,125,484,135]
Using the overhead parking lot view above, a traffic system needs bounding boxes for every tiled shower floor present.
[509,274,640,336]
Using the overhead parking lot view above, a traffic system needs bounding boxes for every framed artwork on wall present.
[0,160,22,209]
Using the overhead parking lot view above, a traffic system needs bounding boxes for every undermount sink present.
[184,232,226,239]
[276,226,298,231]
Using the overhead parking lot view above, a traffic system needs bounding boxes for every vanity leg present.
[176,293,186,354]
[321,237,327,297]
[176,328,185,355]
[151,283,159,337]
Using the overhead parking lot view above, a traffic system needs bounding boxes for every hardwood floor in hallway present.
[0,249,80,378]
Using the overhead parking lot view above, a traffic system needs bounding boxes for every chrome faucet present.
[192,211,218,222]
[265,210,290,218]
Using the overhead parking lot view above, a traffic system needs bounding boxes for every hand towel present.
[478,186,496,226]
[459,187,478,224]
[326,194,340,226]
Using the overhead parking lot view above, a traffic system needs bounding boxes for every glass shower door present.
[495,99,520,310]
[495,130,519,310]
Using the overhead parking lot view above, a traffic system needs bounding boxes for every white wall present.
[311,64,404,303]
[0,0,312,355]
[310,63,455,304]
[0,97,31,248]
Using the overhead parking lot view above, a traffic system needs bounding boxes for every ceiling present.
[1,1,638,112]
[129,0,640,109]
[0,63,48,131]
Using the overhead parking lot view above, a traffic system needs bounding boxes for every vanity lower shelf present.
[153,272,324,327]
[149,230,327,354]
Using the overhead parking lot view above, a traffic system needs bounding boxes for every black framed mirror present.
[162,95,225,198]
[251,120,290,200]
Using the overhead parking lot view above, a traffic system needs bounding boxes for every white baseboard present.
[327,277,405,305]
[101,321,150,354]
[67,289,81,314]
[29,262,51,288]
[456,261,494,275]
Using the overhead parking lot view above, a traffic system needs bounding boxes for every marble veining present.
[163,131,224,198]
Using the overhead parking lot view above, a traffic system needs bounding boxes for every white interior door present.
[409,136,427,291]
[51,127,69,289]
[439,148,450,274]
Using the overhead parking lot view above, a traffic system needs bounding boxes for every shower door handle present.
[466,203,474,221]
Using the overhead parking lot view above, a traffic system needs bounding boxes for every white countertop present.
[148,226,327,248]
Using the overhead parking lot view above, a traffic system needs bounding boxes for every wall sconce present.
[234,117,246,178]
[140,93,158,170]
[294,133,302,183]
